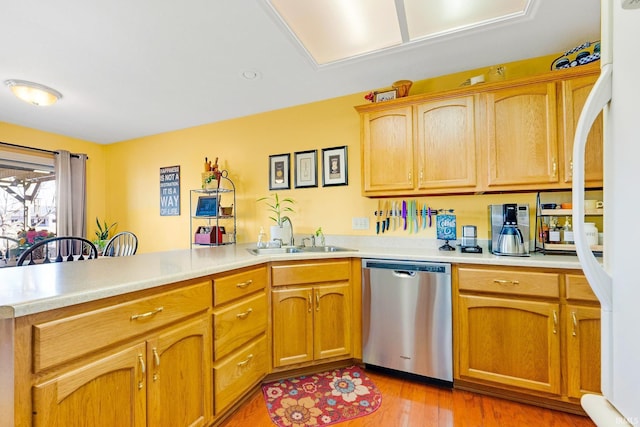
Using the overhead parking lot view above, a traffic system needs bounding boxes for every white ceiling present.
[0,0,601,145]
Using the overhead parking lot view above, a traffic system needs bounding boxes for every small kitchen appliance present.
[460,225,482,253]
[489,204,530,256]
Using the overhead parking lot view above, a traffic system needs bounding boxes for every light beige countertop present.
[0,236,585,319]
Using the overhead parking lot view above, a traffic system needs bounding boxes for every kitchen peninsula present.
[1,239,597,426]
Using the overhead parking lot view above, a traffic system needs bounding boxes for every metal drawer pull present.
[493,279,520,286]
[316,293,320,311]
[130,306,164,321]
[553,310,558,334]
[571,312,578,336]
[308,293,312,313]
[237,354,253,367]
[236,280,253,288]
[236,308,253,319]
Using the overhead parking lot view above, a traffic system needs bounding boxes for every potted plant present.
[94,217,117,253]
[257,194,295,243]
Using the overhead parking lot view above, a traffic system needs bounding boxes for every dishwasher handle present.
[392,270,417,278]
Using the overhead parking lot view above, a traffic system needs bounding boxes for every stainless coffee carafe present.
[489,204,530,256]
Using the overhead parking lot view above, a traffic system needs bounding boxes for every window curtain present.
[55,150,88,237]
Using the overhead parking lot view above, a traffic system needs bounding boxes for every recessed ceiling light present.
[4,79,63,106]
[241,70,262,80]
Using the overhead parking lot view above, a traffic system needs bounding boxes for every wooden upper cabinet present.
[361,106,414,194]
[484,82,560,189]
[560,74,603,187]
[415,96,478,192]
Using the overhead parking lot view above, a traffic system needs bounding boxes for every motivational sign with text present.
[160,165,180,216]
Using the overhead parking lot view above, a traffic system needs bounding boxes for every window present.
[0,148,56,245]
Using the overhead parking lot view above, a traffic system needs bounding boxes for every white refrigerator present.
[572,0,640,425]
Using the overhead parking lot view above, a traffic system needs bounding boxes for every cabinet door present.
[146,316,212,427]
[560,75,603,186]
[485,83,560,189]
[566,305,601,399]
[415,96,478,191]
[361,107,414,194]
[272,287,314,367]
[458,294,561,395]
[314,282,352,360]
[32,343,147,427]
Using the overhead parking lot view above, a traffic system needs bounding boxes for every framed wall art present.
[294,150,318,188]
[322,146,348,187]
[374,89,397,102]
[269,153,290,190]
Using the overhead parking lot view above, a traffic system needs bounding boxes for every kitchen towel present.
[261,365,382,427]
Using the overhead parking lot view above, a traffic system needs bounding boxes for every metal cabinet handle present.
[237,354,253,367]
[493,279,520,286]
[569,159,573,177]
[138,354,146,389]
[553,310,558,334]
[308,293,312,313]
[316,293,320,312]
[153,348,160,367]
[552,159,557,177]
[571,311,578,337]
[408,171,412,181]
[236,280,252,289]
[236,308,253,319]
[130,306,163,321]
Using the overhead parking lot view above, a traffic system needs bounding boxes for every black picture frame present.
[294,150,318,188]
[269,153,290,190]
[322,146,348,187]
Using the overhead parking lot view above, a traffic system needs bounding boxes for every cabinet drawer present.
[213,292,267,359]
[33,281,211,372]
[565,274,599,302]
[214,335,268,415]
[458,267,559,298]
[214,266,267,306]
[271,260,350,286]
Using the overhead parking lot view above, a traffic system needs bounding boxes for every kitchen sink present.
[300,246,355,253]
[247,245,355,256]
[246,247,304,255]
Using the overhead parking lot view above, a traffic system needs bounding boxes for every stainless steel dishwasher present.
[362,259,452,384]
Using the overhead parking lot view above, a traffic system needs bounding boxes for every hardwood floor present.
[221,369,596,427]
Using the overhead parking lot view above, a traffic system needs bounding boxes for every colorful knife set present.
[374,200,452,234]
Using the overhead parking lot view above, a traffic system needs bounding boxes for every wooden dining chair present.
[103,231,138,256]
[1,236,21,264]
[17,236,99,266]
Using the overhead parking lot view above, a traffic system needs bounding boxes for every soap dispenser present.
[257,227,267,248]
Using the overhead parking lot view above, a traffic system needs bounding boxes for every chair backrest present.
[17,236,98,266]
[103,231,138,256]
[1,236,21,264]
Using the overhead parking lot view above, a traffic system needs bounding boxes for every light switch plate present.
[352,217,369,230]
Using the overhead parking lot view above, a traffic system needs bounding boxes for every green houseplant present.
[257,194,295,226]
[257,194,295,244]
[94,217,117,252]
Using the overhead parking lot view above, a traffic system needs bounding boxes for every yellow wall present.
[3,53,569,253]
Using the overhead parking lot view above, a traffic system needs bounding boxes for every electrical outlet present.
[352,217,369,230]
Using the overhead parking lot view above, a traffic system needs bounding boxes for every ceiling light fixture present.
[4,79,63,106]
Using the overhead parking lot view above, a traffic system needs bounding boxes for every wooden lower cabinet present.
[33,342,147,427]
[272,282,351,367]
[32,315,211,427]
[455,266,601,412]
[458,294,561,395]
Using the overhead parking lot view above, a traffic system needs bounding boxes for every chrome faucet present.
[280,216,295,246]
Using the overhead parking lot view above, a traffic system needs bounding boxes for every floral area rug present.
[261,365,382,427]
